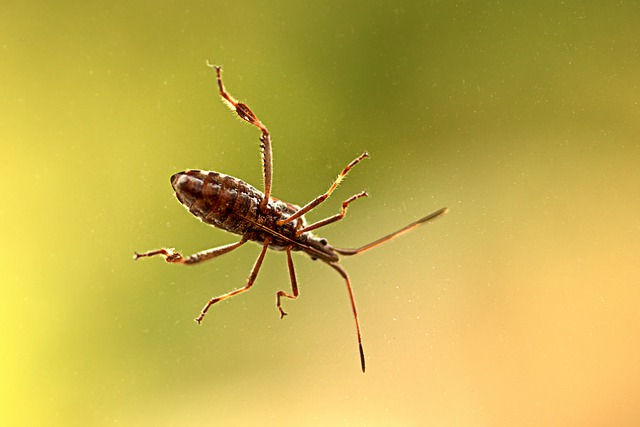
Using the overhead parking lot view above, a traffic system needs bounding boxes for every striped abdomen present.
[171,170,302,249]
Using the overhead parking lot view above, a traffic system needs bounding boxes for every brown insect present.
[135,64,448,372]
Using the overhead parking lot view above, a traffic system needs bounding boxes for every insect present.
[135,63,448,372]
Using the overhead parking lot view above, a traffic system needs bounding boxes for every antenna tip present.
[416,207,449,224]
[359,343,366,373]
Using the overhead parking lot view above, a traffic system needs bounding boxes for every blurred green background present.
[2,1,639,425]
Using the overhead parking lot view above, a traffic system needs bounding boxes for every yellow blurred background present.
[2,1,639,425]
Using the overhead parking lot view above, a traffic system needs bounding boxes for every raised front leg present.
[208,63,273,212]
[296,191,368,236]
[278,152,369,226]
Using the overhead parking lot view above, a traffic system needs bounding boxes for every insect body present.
[170,169,337,260]
[135,64,448,372]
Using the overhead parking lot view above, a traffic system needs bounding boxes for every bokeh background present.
[2,1,639,425]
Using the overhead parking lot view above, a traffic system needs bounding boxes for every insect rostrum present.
[135,64,448,372]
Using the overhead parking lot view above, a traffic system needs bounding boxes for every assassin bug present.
[135,63,448,372]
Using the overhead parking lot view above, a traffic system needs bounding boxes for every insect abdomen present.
[172,170,263,235]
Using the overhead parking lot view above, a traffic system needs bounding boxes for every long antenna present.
[334,207,448,256]
[328,262,366,372]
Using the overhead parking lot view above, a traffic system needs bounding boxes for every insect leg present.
[296,191,368,236]
[208,63,273,211]
[276,246,300,318]
[328,262,366,373]
[134,237,248,265]
[195,236,271,324]
[278,152,369,226]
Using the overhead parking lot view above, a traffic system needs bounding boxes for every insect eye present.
[320,238,328,246]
